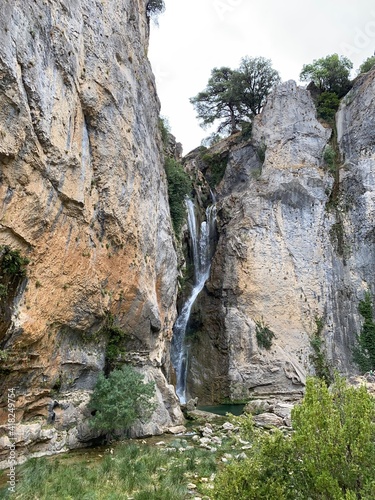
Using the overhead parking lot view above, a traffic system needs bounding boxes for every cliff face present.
[187,74,375,402]
[0,0,183,464]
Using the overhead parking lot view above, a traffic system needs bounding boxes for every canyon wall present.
[187,74,375,403]
[0,0,183,466]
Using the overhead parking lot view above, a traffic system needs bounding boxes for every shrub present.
[0,245,29,277]
[255,318,275,350]
[164,157,192,235]
[353,292,375,373]
[213,376,375,499]
[317,91,340,121]
[159,116,170,148]
[200,151,229,188]
[359,55,375,74]
[309,316,333,385]
[89,365,156,435]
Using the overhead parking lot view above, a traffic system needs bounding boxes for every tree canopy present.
[190,57,280,135]
[359,54,375,74]
[300,54,353,97]
[89,365,156,435]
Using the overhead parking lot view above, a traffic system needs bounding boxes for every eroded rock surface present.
[0,0,183,465]
[187,76,375,402]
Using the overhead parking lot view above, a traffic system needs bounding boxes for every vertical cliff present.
[0,0,183,464]
[186,74,375,403]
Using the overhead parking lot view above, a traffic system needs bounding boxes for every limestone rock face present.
[187,77,375,402]
[0,0,183,464]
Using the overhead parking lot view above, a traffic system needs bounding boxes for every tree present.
[359,55,375,74]
[190,67,246,134]
[89,365,156,435]
[300,54,353,97]
[190,57,280,135]
[237,56,281,115]
[213,376,375,499]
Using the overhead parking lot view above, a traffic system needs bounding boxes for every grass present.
[0,439,231,499]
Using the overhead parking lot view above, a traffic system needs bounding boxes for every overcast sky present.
[149,0,375,154]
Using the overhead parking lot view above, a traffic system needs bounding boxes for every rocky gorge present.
[0,0,375,468]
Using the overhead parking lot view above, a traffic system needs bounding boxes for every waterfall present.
[171,199,216,404]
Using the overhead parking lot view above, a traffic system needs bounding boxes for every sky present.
[149,0,375,154]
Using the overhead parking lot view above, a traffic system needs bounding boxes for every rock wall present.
[0,0,183,466]
[187,76,375,402]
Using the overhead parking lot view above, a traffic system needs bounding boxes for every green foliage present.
[213,376,375,499]
[323,144,336,171]
[359,55,375,74]
[0,245,29,277]
[7,440,222,499]
[96,313,128,363]
[0,349,9,362]
[190,57,280,134]
[353,292,375,373]
[310,316,333,384]
[237,56,281,115]
[317,91,340,121]
[89,365,156,435]
[255,318,275,350]
[300,53,353,97]
[200,151,229,188]
[256,142,267,163]
[164,157,192,235]
[158,116,170,148]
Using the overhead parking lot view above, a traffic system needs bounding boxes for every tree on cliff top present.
[300,53,353,97]
[190,57,280,135]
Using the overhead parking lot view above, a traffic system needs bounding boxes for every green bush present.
[200,151,229,188]
[159,116,170,148]
[317,91,340,122]
[0,245,29,277]
[359,55,375,74]
[255,318,275,350]
[353,292,375,373]
[164,157,192,235]
[213,376,375,499]
[89,365,156,435]
[309,316,332,385]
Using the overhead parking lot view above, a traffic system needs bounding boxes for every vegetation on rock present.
[353,292,375,373]
[255,318,275,350]
[309,316,333,385]
[164,157,192,235]
[359,55,375,74]
[317,91,340,122]
[213,376,375,499]
[89,365,156,435]
[190,57,280,134]
[0,245,29,278]
[199,150,229,188]
[300,53,353,97]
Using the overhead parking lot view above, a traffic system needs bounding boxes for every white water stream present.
[171,199,216,403]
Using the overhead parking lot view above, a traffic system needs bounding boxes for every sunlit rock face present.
[0,0,183,465]
[188,75,375,403]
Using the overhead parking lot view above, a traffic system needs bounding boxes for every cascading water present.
[171,198,216,404]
